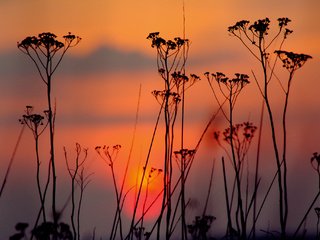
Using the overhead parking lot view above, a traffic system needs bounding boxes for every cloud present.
[0,45,155,78]
[0,43,242,78]
[61,46,155,75]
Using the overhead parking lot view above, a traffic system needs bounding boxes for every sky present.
[0,0,320,239]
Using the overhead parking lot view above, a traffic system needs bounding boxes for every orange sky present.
[0,0,319,54]
[1,0,320,238]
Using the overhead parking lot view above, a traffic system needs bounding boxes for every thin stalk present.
[248,160,284,238]
[181,1,187,238]
[282,70,294,230]
[259,42,285,238]
[127,101,163,240]
[46,74,57,225]
[229,94,246,239]
[140,177,150,239]
[222,157,233,238]
[0,125,25,199]
[293,191,320,238]
[35,133,46,224]
[114,85,141,240]
[252,100,264,238]
[77,187,83,240]
[202,159,215,216]
[31,154,52,240]
[109,162,123,240]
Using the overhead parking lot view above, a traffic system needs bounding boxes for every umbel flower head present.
[249,18,271,36]
[19,106,48,138]
[275,50,312,72]
[212,72,250,89]
[228,17,292,43]
[18,32,81,54]
[17,32,81,84]
[146,32,188,50]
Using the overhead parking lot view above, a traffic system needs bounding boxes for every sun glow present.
[124,166,164,221]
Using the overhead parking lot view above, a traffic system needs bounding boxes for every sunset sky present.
[0,0,320,238]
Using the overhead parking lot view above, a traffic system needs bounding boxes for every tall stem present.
[259,43,285,238]
[282,71,294,232]
[252,100,264,238]
[35,134,46,222]
[47,74,57,225]
[222,157,233,238]
[229,94,246,239]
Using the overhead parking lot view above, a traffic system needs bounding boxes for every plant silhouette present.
[15,32,80,239]
[228,17,312,239]
[4,15,317,240]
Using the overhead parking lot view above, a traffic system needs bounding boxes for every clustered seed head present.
[228,20,250,34]
[19,105,46,126]
[20,114,44,126]
[18,32,63,50]
[228,17,293,46]
[275,50,312,72]
[212,72,250,88]
[233,73,250,86]
[249,18,270,36]
[18,32,81,52]
[152,90,181,104]
[172,71,189,87]
[147,32,188,50]
[219,122,257,144]
[212,72,228,84]
[284,28,293,39]
[95,144,121,163]
[19,106,48,137]
[39,32,64,49]
[277,17,291,28]
[148,167,163,178]
[63,32,82,46]
[228,18,273,37]
[113,144,121,151]
[17,36,39,50]
[174,149,196,159]
[174,148,196,168]
[242,122,258,140]
[213,131,220,141]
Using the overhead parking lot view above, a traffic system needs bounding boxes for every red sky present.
[0,0,320,238]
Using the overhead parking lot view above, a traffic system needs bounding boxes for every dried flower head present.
[147,32,188,50]
[213,72,250,89]
[275,50,312,72]
[152,90,180,105]
[19,106,48,138]
[95,144,121,166]
[249,18,270,37]
[277,17,291,28]
[174,148,196,168]
[63,32,81,46]
[228,20,250,34]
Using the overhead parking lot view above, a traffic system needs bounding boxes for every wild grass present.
[3,17,317,240]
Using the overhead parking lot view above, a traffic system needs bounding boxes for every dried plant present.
[206,71,251,238]
[19,106,50,231]
[18,32,81,224]
[228,17,312,238]
[64,143,91,240]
